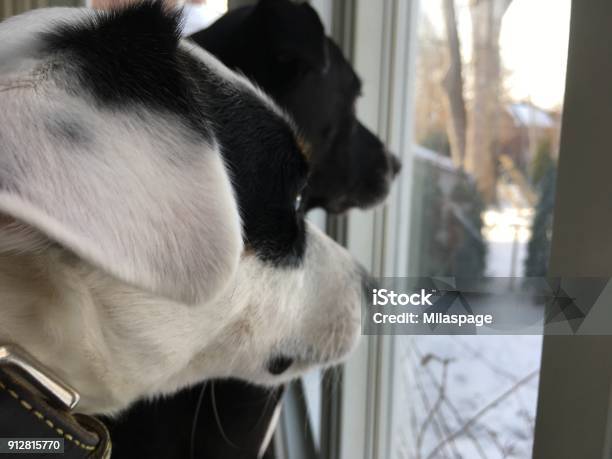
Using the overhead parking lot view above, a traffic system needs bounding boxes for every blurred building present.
[497,102,561,174]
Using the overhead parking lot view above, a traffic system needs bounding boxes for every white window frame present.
[334,1,421,459]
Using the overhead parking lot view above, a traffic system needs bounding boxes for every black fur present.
[266,355,294,375]
[42,1,308,266]
[105,381,282,459]
[191,0,401,213]
[189,0,326,92]
[42,2,211,136]
[184,57,309,264]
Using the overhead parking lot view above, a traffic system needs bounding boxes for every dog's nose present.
[389,153,402,176]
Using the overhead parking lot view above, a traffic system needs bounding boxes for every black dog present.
[192,0,401,213]
[106,2,399,458]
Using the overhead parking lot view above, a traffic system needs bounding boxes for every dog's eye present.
[294,193,303,212]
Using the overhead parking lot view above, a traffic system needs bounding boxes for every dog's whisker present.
[211,381,242,450]
[190,381,208,459]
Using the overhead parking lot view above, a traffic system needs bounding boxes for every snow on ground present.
[404,186,542,459]
[482,204,532,278]
[408,335,541,459]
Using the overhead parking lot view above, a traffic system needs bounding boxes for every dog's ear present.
[0,3,243,306]
[0,120,242,305]
[0,119,242,305]
[252,0,327,74]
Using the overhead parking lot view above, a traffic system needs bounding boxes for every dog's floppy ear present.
[252,0,327,74]
[0,3,243,305]
[0,109,242,306]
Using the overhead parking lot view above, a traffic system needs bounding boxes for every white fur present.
[0,8,363,415]
[0,223,361,414]
[0,35,243,306]
[0,8,88,78]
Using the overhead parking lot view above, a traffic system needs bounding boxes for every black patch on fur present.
[42,1,307,264]
[182,52,308,265]
[41,2,210,136]
[266,355,294,375]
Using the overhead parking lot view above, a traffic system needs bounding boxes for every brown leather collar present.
[0,345,111,459]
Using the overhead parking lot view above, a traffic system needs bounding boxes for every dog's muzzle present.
[0,345,112,458]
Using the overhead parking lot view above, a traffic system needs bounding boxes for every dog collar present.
[0,345,111,458]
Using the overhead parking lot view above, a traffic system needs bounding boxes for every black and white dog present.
[0,1,365,417]
[107,2,398,458]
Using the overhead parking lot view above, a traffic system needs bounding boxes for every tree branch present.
[425,369,539,459]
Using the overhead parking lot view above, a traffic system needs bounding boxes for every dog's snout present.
[389,153,402,176]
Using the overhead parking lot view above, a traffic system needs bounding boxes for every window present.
[393,1,569,458]
[6,1,612,457]
[333,1,583,459]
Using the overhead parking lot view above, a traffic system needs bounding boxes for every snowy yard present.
[407,334,542,459]
[402,194,542,459]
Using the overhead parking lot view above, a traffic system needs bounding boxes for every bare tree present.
[466,0,513,203]
[441,0,513,203]
[414,18,448,149]
[442,0,467,167]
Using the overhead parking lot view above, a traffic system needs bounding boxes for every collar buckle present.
[0,344,80,410]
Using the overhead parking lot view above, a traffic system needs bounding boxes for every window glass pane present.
[394,1,570,457]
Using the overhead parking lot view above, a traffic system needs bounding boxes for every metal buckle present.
[0,344,80,410]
